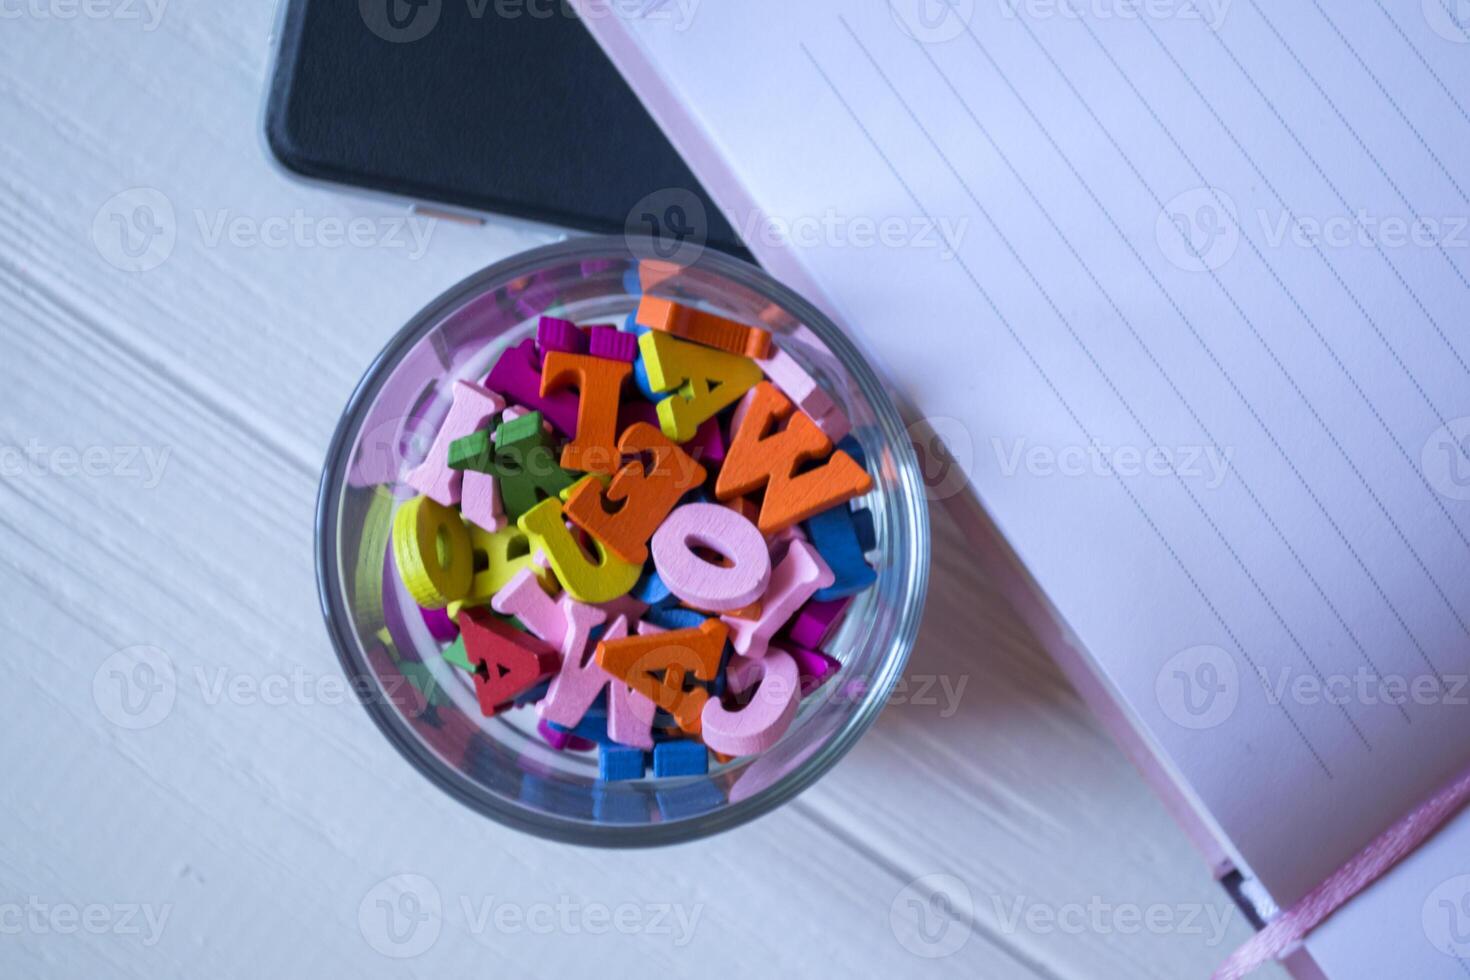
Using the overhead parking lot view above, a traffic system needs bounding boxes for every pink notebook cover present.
[574,3,1470,976]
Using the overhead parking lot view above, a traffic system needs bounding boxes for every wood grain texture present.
[0,2,1282,977]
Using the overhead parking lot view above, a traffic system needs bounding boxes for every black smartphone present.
[264,0,746,258]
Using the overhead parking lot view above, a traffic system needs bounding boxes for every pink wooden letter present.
[722,539,834,658]
[406,380,504,505]
[701,649,801,756]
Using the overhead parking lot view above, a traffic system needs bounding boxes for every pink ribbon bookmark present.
[1214,762,1470,979]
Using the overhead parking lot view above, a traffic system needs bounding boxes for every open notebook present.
[572,1,1470,975]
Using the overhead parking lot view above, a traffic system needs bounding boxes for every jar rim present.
[315,236,931,845]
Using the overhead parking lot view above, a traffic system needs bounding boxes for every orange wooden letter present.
[540,352,632,474]
[564,422,707,564]
[595,619,727,736]
[715,382,873,535]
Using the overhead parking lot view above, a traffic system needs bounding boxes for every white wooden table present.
[0,3,1284,977]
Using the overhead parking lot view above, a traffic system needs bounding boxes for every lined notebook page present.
[579,1,1470,973]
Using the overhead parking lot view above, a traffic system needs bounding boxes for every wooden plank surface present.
[0,2,1281,976]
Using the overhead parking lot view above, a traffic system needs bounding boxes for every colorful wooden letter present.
[540,351,632,474]
[637,331,762,442]
[652,740,710,778]
[537,315,588,354]
[722,539,834,658]
[755,345,850,442]
[392,495,473,608]
[518,498,641,603]
[484,338,579,435]
[564,421,706,564]
[701,649,801,756]
[406,381,504,506]
[638,295,773,359]
[651,502,771,612]
[485,410,575,519]
[458,607,560,717]
[538,600,615,729]
[805,504,878,602]
[595,618,728,736]
[715,382,872,534]
[491,567,568,647]
[463,521,549,603]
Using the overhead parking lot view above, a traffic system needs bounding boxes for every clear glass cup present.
[315,237,930,845]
